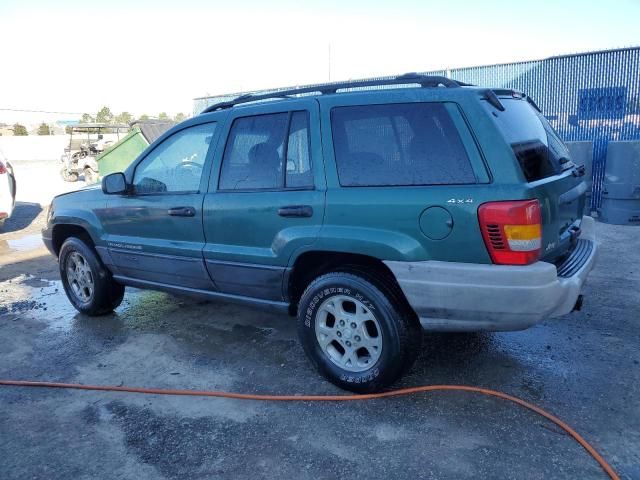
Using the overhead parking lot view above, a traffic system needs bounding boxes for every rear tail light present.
[0,161,6,174]
[478,200,542,265]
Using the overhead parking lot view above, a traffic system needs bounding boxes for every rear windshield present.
[487,98,573,182]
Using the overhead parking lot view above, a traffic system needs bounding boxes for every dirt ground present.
[0,160,639,479]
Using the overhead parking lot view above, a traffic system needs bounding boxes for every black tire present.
[6,162,16,201]
[297,271,421,393]
[83,167,98,185]
[59,237,124,316]
[60,167,79,182]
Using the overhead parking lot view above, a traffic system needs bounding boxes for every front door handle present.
[168,206,196,217]
[277,205,313,218]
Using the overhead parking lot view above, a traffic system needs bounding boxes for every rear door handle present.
[168,206,196,217]
[277,205,313,218]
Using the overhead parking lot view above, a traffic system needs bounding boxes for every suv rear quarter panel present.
[315,89,517,264]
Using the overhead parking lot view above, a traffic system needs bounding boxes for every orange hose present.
[0,379,618,479]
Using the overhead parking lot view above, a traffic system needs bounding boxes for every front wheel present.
[297,271,421,393]
[59,237,125,315]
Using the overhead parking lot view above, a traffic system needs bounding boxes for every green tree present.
[80,113,94,123]
[158,112,169,120]
[115,111,133,125]
[174,112,187,122]
[138,114,150,121]
[37,122,51,135]
[12,123,28,136]
[65,125,73,134]
[95,106,113,124]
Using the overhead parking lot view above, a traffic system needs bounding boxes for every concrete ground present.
[1,160,639,479]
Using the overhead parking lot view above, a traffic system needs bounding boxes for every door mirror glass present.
[102,172,128,194]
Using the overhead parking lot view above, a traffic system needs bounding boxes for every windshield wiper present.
[572,164,586,177]
[526,96,542,112]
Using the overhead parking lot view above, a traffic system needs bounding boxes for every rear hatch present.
[487,92,587,263]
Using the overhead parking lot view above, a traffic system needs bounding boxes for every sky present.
[1,0,639,123]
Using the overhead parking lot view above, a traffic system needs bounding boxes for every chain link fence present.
[194,47,640,208]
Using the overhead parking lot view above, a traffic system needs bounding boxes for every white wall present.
[0,135,68,162]
[10,160,83,206]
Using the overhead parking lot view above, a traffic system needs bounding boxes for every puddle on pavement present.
[0,234,44,253]
[0,274,77,331]
[1,274,147,335]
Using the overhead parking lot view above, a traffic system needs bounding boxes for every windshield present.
[486,97,573,182]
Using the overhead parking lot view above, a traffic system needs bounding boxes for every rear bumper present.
[385,216,598,332]
[0,191,13,220]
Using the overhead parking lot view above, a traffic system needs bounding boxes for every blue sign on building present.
[578,87,627,120]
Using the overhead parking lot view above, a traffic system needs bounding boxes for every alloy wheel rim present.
[315,295,383,373]
[66,251,94,303]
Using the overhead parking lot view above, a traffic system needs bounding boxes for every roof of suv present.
[199,73,483,115]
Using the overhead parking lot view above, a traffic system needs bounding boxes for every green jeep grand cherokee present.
[43,74,597,392]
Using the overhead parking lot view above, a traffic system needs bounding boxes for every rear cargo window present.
[487,98,571,182]
[331,103,476,187]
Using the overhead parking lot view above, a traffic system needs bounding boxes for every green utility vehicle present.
[60,123,129,184]
[43,74,597,392]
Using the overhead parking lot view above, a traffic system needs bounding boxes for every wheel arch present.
[286,250,415,319]
[51,222,96,256]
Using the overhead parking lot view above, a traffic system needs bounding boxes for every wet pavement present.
[1,214,639,478]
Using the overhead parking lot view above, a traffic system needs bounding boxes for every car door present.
[202,99,325,301]
[102,121,220,289]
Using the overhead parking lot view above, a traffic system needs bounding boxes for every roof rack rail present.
[201,73,469,113]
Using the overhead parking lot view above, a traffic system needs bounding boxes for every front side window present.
[331,103,476,187]
[133,123,215,194]
[219,111,313,190]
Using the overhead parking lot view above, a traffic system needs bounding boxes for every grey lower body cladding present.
[385,216,598,332]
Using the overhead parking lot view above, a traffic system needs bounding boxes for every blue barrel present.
[599,141,640,225]
[566,141,594,215]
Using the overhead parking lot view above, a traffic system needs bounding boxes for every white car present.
[0,149,16,228]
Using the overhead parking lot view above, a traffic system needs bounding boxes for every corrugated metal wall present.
[194,47,640,207]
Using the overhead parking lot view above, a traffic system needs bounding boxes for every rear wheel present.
[59,237,124,315]
[60,167,78,182]
[83,167,98,184]
[297,271,421,393]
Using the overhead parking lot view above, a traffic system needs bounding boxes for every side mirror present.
[102,172,128,195]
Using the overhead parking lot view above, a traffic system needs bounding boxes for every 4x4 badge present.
[447,198,474,204]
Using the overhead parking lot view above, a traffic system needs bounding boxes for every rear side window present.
[286,111,313,188]
[487,98,570,182]
[331,103,476,187]
[219,111,313,190]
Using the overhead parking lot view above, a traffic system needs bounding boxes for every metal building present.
[194,47,640,209]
